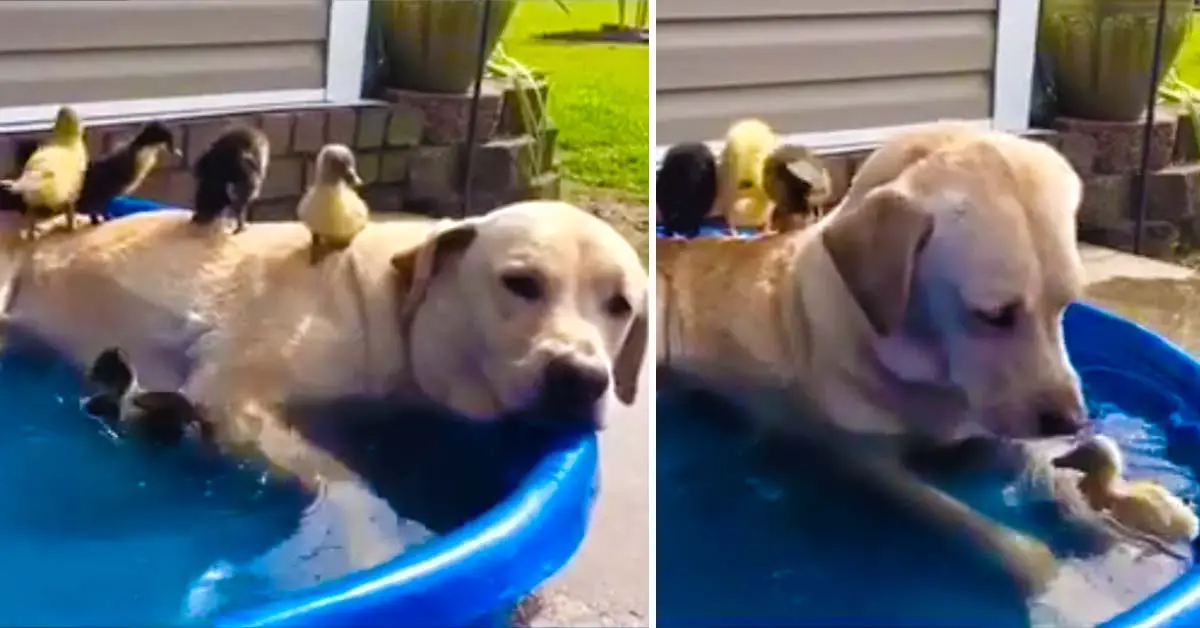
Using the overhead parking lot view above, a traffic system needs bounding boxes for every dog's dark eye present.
[737,179,754,190]
[605,294,632,318]
[501,272,542,301]
[973,302,1020,330]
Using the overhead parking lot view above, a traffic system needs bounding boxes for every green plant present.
[1159,68,1200,156]
[487,43,554,184]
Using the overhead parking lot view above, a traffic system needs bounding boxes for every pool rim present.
[103,197,600,627]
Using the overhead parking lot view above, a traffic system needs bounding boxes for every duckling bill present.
[78,121,180,225]
[82,346,212,448]
[191,126,270,234]
[297,143,370,264]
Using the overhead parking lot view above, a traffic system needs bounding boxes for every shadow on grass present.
[534,26,649,45]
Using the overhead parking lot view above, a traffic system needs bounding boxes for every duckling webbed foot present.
[309,234,328,265]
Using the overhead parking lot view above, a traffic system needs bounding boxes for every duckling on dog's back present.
[297,143,370,264]
[0,106,88,237]
[191,125,270,234]
[78,121,180,224]
[719,118,780,233]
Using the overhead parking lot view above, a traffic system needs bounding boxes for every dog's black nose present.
[1037,407,1088,437]
[1035,386,1089,437]
[541,356,610,409]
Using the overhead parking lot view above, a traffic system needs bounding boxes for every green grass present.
[501,1,649,198]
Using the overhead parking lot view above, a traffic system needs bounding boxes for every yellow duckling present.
[0,106,88,240]
[297,144,369,265]
[718,118,780,234]
[1053,433,1199,553]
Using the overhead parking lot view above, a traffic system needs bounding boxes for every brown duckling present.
[78,121,180,225]
[190,126,270,234]
[763,143,831,233]
[82,347,212,447]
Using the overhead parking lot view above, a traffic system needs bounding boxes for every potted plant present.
[1039,0,1193,121]
[372,0,520,94]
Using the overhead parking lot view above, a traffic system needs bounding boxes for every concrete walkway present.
[1079,243,1194,283]
[530,357,651,627]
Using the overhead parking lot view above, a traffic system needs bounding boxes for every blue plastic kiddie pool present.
[89,197,600,627]
[657,227,1200,627]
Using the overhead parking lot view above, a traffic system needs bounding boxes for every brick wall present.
[0,78,559,222]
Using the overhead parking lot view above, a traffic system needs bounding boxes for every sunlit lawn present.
[502,1,649,198]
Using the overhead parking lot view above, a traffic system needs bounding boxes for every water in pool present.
[657,386,1199,627]
[0,347,445,625]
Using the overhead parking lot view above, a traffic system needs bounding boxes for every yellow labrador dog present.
[659,123,1086,446]
[0,200,647,567]
[658,124,1090,593]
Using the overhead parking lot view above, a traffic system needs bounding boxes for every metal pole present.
[461,0,495,219]
[1133,0,1172,255]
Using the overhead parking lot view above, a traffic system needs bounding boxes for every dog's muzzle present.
[535,355,610,429]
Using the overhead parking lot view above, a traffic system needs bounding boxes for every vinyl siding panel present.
[657,0,998,144]
[0,0,329,108]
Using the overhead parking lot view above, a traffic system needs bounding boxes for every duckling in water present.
[762,143,831,233]
[82,347,212,447]
[1052,433,1199,557]
[78,122,180,225]
[191,126,270,234]
[297,144,369,265]
[0,106,88,239]
[657,142,717,238]
[718,118,780,234]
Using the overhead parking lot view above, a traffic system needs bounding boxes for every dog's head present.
[821,129,1087,441]
[391,201,648,429]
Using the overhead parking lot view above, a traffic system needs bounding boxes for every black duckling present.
[78,122,180,225]
[190,126,270,234]
[656,142,717,238]
[82,347,212,447]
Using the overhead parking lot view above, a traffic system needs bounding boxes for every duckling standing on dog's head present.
[190,126,270,234]
[0,106,88,240]
[297,143,370,265]
[657,142,717,239]
[78,122,180,225]
[718,118,780,234]
[83,347,212,447]
[1053,433,1199,556]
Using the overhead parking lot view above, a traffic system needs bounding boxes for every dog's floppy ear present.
[821,187,933,336]
[614,298,648,405]
[391,220,478,322]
